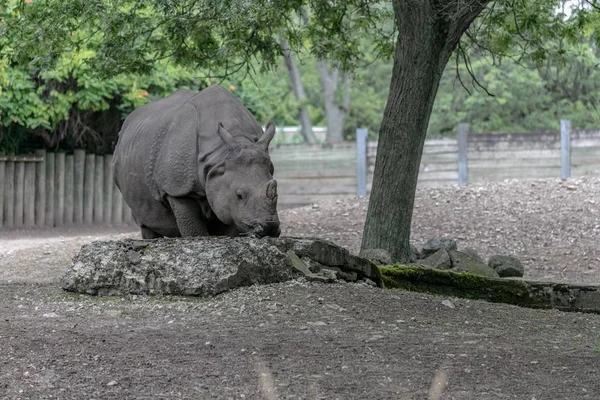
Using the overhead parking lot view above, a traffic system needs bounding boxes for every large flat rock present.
[61,236,382,296]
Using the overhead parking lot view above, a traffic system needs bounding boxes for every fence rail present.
[0,150,134,230]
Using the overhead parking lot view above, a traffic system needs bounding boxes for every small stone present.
[449,251,500,279]
[421,237,457,258]
[462,247,485,264]
[308,321,327,326]
[42,312,59,318]
[107,381,118,387]
[361,278,377,287]
[365,335,384,342]
[488,255,524,278]
[421,249,451,270]
[441,300,455,309]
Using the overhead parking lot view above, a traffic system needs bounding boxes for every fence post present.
[112,180,123,225]
[103,154,114,224]
[14,160,25,228]
[560,119,571,180]
[4,157,14,228]
[0,156,4,228]
[64,155,74,225]
[93,155,104,223]
[35,150,46,227]
[73,149,86,224]
[54,152,65,227]
[83,153,95,224]
[24,161,36,227]
[356,128,368,197]
[45,152,55,227]
[457,123,469,186]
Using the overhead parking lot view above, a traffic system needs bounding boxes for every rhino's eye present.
[236,189,245,201]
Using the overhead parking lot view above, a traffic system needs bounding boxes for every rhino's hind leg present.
[167,196,209,237]
[141,226,163,239]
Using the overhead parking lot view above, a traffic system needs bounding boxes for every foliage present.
[3,0,395,77]
[429,32,600,136]
[3,0,600,152]
[0,51,207,153]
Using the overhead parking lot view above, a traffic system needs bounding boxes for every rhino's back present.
[113,88,201,201]
[113,85,266,204]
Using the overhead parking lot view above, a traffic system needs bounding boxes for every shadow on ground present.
[1,280,599,399]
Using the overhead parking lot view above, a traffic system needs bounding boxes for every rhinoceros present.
[112,85,281,239]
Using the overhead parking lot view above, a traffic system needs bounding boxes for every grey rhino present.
[112,84,281,239]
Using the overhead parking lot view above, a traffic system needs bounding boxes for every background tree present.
[317,60,351,143]
[279,36,318,144]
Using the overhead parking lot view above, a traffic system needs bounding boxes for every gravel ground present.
[1,178,600,399]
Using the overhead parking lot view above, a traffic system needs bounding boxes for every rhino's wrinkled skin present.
[113,85,281,239]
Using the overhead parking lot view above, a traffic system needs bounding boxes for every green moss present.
[378,264,550,310]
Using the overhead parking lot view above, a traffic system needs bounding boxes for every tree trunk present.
[317,60,351,143]
[280,35,317,144]
[361,0,489,262]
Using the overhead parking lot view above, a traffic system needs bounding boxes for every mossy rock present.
[379,264,600,314]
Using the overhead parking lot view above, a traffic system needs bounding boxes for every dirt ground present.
[1,178,600,399]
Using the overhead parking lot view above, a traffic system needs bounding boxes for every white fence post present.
[356,128,368,197]
[458,123,469,186]
[560,119,571,180]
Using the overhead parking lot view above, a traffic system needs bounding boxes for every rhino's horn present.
[257,121,276,152]
[265,179,278,203]
[217,122,238,151]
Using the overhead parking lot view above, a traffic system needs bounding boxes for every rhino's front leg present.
[166,196,209,237]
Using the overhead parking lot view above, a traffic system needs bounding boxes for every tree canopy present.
[2,0,600,261]
[2,1,600,152]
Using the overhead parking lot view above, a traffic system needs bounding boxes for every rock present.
[61,236,382,296]
[421,237,457,258]
[448,250,500,279]
[359,248,393,265]
[488,255,524,278]
[441,300,455,309]
[462,247,485,264]
[421,249,452,270]
[410,244,422,261]
[361,278,377,287]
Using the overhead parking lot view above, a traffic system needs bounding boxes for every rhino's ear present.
[257,121,276,152]
[207,163,226,181]
[217,122,238,151]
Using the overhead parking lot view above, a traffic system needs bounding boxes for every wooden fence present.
[2,120,599,228]
[273,121,600,208]
[462,125,600,183]
[0,150,133,230]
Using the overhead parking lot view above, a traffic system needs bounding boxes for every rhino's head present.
[205,122,281,238]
